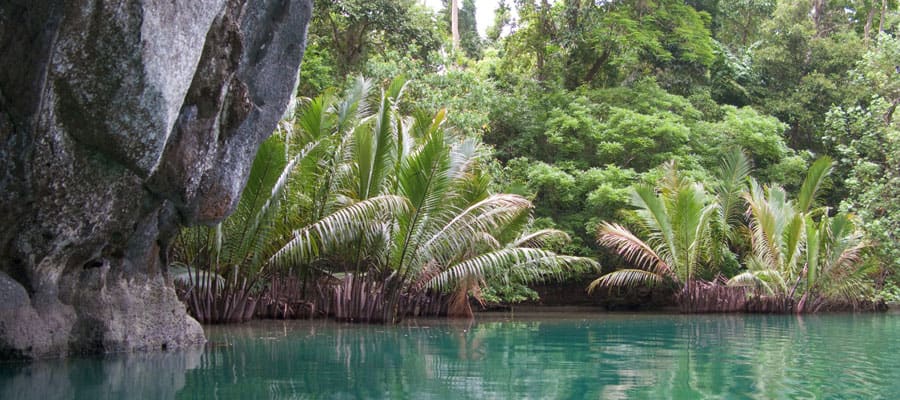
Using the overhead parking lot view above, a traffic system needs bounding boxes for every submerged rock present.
[0,0,311,359]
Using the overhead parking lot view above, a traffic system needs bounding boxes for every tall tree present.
[487,0,512,42]
[442,0,483,58]
[452,0,460,51]
[749,0,863,151]
[713,0,776,51]
[306,0,441,80]
[504,0,715,90]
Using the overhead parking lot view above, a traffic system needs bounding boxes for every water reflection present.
[181,313,900,399]
[0,345,202,400]
[3,313,900,399]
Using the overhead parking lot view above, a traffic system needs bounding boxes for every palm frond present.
[426,248,593,291]
[454,166,492,207]
[512,229,572,248]
[371,79,402,194]
[352,119,391,199]
[448,137,479,180]
[597,222,675,279]
[744,179,788,272]
[812,212,869,298]
[503,254,599,284]
[385,75,408,102]
[420,194,532,261]
[782,213,806,277]
[270,195,410,269]
[588,269,666,293]
[796,156,832,213]
[805,215,823,287]
[297,92,334,143]
[393,128,453,274]
[334,76,372,134]
[491,205,533,245]
[631,185,678,264]
[219,137,289,269]
[714,147,752,228]
[669,183,715,281]
[727,271,774,295]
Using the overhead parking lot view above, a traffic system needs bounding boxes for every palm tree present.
[589,162,719,308]
[728,179,804,296]
[171,134,319,323]
[270,77,597,321]
[798,212,871,311]
[728,157,831,297]
[173,77,598,323]
[709,148,754,271]
[728,156,873,311]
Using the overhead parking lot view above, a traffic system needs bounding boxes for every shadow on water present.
[3,312,900,399]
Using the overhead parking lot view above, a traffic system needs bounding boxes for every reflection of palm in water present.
[450,318,487,361]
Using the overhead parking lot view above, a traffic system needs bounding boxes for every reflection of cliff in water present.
[0,346,203,400]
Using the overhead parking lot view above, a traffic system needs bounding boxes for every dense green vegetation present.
[173,0,900,318]
[173,77,596,322]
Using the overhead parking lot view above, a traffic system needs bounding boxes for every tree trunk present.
[447,284,474,318]
[880,0,887,34]
[565,0,581,33]
[536,0,551,81]
[812,0,827,37]
[451,0,460,52]
[583,48,611,85]
[865,7,875,47]
[883,97,900,125]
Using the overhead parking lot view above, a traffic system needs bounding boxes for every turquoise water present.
[3,311,900,399]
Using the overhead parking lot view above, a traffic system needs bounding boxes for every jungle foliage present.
[172,0,900,318]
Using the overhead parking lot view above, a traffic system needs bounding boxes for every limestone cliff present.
[0,0,311,359]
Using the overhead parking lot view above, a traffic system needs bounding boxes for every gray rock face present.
[0,0,311,359]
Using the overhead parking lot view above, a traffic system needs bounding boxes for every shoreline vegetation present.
[170,78,883,323]
[172,0,900,323]
[172,77,598,324]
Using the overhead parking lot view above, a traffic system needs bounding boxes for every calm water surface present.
[2,311,900,399]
